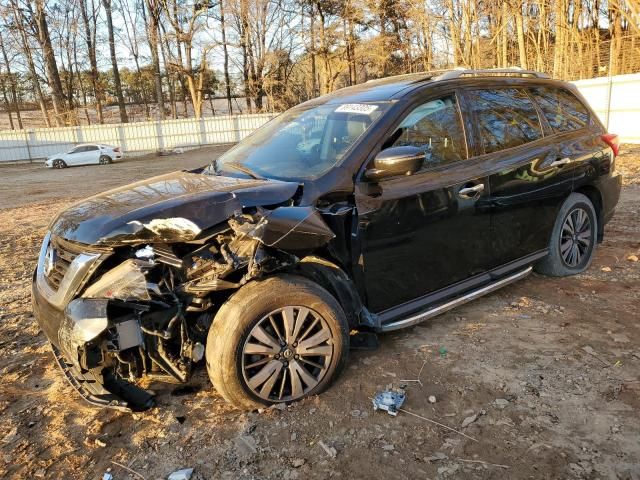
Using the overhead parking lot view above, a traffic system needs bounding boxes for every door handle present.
[549,157,571,168]
[458,183,485,198]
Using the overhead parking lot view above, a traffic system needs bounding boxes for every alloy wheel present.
[560,207,592,267]
[241,306,334,402]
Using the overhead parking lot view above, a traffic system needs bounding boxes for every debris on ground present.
[291,458,306,468]
[461,410,486,428]
[318,441,337,458]
[167,468,194,480]
[428,395,437,404]
[582,345,611,366]
[425,452,448,463]
[372,385,406,416]
[234,435,258,457]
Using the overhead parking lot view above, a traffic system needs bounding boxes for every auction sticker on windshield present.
[335,104,379,115]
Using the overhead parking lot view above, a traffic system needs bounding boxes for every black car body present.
[32,69,622,411]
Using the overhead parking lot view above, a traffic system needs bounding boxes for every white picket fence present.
[0,113,276,163]
[0,73,638,163]
[572,72,640,144]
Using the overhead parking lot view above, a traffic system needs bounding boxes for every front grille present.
[44,236,85,291]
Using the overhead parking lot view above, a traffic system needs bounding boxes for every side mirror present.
[364,146,425,181]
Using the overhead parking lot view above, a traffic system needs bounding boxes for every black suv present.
[32,69,621,411]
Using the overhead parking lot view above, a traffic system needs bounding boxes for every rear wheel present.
[99,155,112,165]
[206,274,349,410]
[535,193,597,276]
[52,159,67,169]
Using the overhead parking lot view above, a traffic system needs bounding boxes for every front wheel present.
[52,159,67,169]
[206,275,349,410]
[535,192,597,276]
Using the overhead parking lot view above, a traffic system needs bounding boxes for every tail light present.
[113,147,121,153]
[601,133,620,157]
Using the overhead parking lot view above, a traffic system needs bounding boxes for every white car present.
[44,144,123,168]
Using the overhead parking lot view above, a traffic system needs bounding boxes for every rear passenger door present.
[528,86,605,188]
[81,145,100,164]
[464,87,574,266]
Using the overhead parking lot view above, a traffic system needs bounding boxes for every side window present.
[529,87,589,133]
[69,146,83,154]
[388,94,467,167]
[85,145,99,151]
[467,88,543,154]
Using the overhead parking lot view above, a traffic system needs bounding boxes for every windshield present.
[207,102,388,180]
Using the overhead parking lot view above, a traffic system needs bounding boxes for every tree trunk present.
[0,77,14,130]
[143,0,165,119]
[0,32,23,129]
[102,0,128,122]
[515,2,528,69]
[220,0,233,114]
[501,3,508,67]
[34,0,65,126]
[80,0,103,123]
[310,7,318,97]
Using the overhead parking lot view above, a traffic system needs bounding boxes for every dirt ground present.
[0,146,638,480]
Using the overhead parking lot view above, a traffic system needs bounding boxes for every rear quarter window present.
[529,87,590,133]
[467,88,544,155]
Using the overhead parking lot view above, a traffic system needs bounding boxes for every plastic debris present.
[168,468,194,480]
[372,385,406,416]
[318,440,338,458]
[102,472,113,480]
[439,346,448,358]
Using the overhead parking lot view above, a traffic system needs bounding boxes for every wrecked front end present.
[32,202,338,412]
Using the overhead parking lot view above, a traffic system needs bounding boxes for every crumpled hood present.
[49,170,300,245]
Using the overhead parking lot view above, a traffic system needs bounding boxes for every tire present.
[52,159,67,169]
[535,192,597,276]
[99,155,112,165]
[206,274,349,410]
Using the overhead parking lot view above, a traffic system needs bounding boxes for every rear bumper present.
[600,172,622,226]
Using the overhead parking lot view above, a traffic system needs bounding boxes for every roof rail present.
[436,67,550,80]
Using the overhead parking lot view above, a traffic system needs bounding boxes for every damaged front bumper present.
[31,234,156,412]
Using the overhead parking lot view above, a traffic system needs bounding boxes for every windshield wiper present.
[222,162,265,180]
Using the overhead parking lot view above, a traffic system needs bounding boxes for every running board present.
[379,267,533,332]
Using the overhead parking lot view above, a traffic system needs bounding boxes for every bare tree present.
[102,0,128,122]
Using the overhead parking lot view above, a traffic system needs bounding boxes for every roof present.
[304,68,553,106]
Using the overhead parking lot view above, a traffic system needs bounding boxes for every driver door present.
[355,92,492,313]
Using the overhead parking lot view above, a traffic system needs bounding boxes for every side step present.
[379,267,532,332]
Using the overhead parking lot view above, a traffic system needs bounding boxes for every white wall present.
[572,72,640,144]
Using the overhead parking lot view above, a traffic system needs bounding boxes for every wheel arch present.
[291,255,369,329]
[574,184,604,242]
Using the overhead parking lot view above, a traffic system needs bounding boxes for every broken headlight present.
[83,259,152,301]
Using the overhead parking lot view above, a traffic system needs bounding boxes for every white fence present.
[572,73,640,144]
[0,113,276,163]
